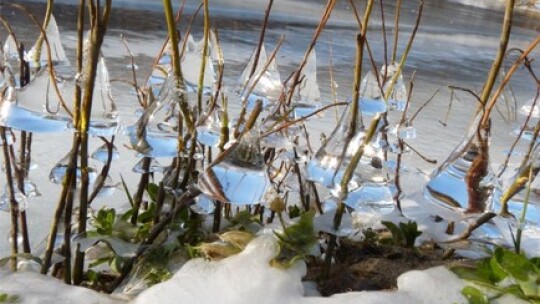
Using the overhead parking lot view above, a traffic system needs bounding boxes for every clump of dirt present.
[306,238,462,296]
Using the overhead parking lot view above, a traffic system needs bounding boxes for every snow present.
[2,233,533,304]
[0,270,126,304]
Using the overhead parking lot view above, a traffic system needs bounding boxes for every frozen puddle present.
[0,235,525,304]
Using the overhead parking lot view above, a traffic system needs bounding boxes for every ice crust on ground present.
[0,234,531,304]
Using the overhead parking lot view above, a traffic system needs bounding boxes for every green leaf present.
[288,205,301,219]
[138,202,156,224]
[121,209,134,221]
[0,293,20,303]
[452,265,493,285]
[530,257,540,273]
[147,183,159,202]
[381,221,403,246]
[399,221,422,248]
[276,210,316,255]
[86,269,100,284]
[461,286,489,304]
[493,247,534,281]
[89,257,111,269]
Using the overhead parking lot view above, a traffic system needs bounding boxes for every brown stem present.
[391,0,402,63]
[1,127,19,271]
[74,0,112,285]
[41,135,79,274]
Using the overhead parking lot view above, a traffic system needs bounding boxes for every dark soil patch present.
[306,238,463,296]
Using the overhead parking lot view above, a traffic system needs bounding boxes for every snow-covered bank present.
[0,270,126,304]
[1,235,530,304]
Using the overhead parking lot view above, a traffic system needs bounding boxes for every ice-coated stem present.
[465,0,515,212]
[162,0,194,133]
[391,0,402,63]
[349,0,373,138]
[515,166,534,254]
[32,0,54,63]
[340,0,423,197]
[197,0,210,114]
[15,131,31,254]
[479,0,515,110]
[41,137,79,275]
[73,0,112,285]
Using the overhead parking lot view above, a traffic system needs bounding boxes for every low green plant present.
[272,210,317,268]
[381,220,422,248]
[0,293,19,303]
[452,247,540,303]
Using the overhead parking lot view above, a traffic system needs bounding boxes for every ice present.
[344,184,395,213]
[512,125,540,142]
[259,111,298,149]
[290,50,322,118]
[0,79,71,133]
[128,76,183,157]
[49,152,98,184]
[424,141,501,214]
[0,186,27,212]
[181,34,216,95]
[196,109,223,147]
[3,35,19,62]
[191,193,216,214]
[22,179,41,198]
[132,157,166,174]
[26,15,69,67]
[91,143,120,163]
[87,56,119,137]
[313,207,356,237]
[237,44,282,110]
[391,121,417,140]
[382,62,408,112]
[1,54,118,136]
[198,131,270,205]
[74,234,139,258]
[358,70,387,116]
[307,104,391,211]
[519,97,540,118]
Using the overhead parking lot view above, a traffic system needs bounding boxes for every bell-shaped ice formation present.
[238,44,282,110]
[290,50,322,118]
[198,130,271,205]
[128,76,184,157]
